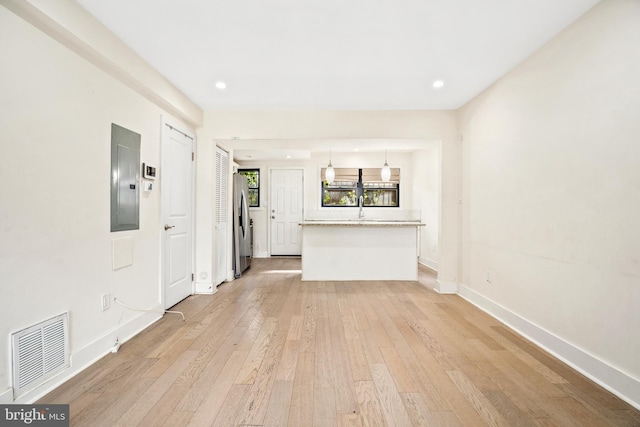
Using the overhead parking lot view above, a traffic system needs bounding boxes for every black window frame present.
[238,168,260,207]
[321,168,400,208]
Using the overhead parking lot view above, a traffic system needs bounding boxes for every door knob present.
[164,224,175,230]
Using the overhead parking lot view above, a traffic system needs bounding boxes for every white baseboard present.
[195,281,216,294]
[418,257,438,271]
[0,387,13,404]
[435,280,458,294]
[12,309,163,404]
[458,284,640,411]
[254,251,269,259]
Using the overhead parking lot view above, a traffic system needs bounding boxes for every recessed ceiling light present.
[285,154,292,159]
[215,81,227,90]
[432,80,444,89]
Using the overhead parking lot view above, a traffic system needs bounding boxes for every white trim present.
[195,281,216,295]
[12,310,162,404]
[0,388,13,404]
[419,257,438,271]
[458,284,640,411]
[434,280,458,294]
[254,251,270,259]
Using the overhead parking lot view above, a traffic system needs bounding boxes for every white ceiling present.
[75,0,599,111]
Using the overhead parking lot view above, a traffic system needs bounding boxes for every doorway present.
[270,169,303,256]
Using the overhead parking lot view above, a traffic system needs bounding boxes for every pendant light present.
[325,150,335,184]
[381,150,391,182]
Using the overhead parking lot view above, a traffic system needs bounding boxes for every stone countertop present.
[299,219,425,227]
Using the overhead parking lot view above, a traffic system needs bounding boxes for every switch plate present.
[101,293,111,311]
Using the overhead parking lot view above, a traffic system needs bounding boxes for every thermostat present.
[142,163,157,179]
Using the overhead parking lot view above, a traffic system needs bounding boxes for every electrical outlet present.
[101,293,111,311]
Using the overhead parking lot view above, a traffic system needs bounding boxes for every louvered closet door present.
[215,146,229,285]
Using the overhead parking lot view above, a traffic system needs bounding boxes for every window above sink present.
[321,167,400,208]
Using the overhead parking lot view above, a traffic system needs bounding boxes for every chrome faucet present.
[358,195,364,218]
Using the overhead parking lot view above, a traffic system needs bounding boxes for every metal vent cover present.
[12,313,69,399]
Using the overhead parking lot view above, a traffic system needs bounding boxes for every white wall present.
[197,110,460,290]
[457,0,640,407]
[0,5,186,403]
[412,145,441,269]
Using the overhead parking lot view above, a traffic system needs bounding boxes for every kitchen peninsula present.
[299,211,424,281]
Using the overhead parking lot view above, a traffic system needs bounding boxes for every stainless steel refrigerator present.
[233,173,252,277]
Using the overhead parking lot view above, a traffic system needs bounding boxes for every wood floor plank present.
[286,314,303,340]
[162,410,194,426]
[299,283,318,353]
[70,358,158,426]
[115,350,199,425]
[263,380,294,427]
[288,352,315,427]
[239,329,287,426]
[68,392,101,420]
[137,385,190,427]
[184,350,249,426]
[338,412,363,427]
[235,316,278,384]
[346,337,373,382]
[447,370,510,427]
[436,302,505,351]
[314,386,338,427]
[276,338,300,381]
[370,363,413,427]
[466,338,552,419]
[328,292,358,414]
[71,379,155,427]
[342,313,360,340]
[355,380,386,427]
[176,326,247,410]
[210,384,252,427]
[483,390,537,427]
[379,346,418,393]
[37,258,640,426]
[401,392,461,427]
[315,314,335,388]
[389,315,453,411]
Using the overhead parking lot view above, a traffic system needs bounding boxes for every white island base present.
[300,221,422,281]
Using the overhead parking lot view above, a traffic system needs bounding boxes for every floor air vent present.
[12,313,70,399]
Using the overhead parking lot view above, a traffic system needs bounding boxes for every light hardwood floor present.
[40,258,640,426]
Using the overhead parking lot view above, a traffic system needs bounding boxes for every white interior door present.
[215,146,229,285]
[162,122,194,308]
[270,169,303,255]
